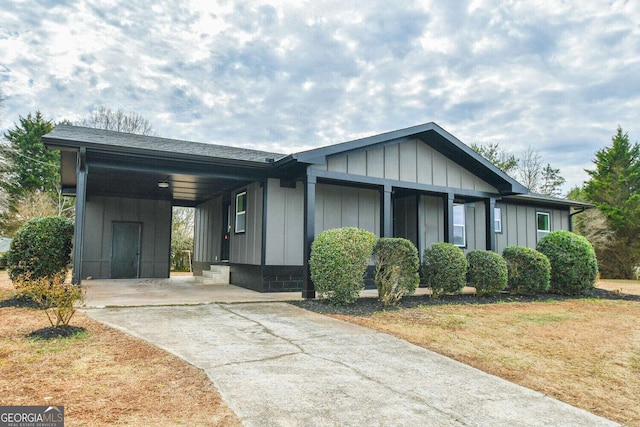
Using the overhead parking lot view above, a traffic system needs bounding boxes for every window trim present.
[235,191,247,234]
[536,211,550,241]
[453,203,466,247]
[494,207,502,234]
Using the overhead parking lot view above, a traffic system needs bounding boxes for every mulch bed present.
[291,287,640,316]
[27,325,86,340]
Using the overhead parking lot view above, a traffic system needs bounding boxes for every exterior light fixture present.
[158,182,170,188]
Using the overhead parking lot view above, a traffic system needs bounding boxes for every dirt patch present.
[0,272,241,426]
[296,288,640,426]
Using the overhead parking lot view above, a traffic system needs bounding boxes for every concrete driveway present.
[85,302,620,427]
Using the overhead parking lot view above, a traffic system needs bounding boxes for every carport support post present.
[485,197,496,252]
[303,174,316,299]
[444,192,454,243]
[72,148,87,285]
[381,185,393,237]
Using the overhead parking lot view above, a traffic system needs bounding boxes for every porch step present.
[195,265,230,285]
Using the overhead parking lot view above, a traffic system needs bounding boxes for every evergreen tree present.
[583,126,640,278]
[1,112,58,201]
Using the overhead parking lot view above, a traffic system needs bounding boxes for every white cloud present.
[0,0,639,194]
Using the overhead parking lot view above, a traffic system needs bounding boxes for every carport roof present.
[44,125,287,163]
[43,126,289,205]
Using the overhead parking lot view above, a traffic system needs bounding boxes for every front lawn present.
[297,286,640,426]
[0,272,240,426]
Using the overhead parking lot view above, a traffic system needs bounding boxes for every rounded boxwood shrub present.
[421,242,467,298]
[466,250,508,296]
[309,227,376,305]
[502,246,550,295]
[536,230,598,295]
[6,216,74,285]
[373,238,420,306]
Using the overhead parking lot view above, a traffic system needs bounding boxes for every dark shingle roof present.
[44,125,287,164]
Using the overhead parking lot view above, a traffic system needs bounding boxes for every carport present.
[43,125,285,285]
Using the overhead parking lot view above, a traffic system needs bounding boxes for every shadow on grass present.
[27,325,86,340]
[0,294,41,309]
[292,287,640,316]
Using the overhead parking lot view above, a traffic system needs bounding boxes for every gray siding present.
[394,195,418,247]
[464,202,487,252]
[82,195,171,279]
[495,203,571,253]
[315,183,380,236]
[265,178,304,266]
[314,138,498,192]
[230,182,263,265]
[419,195,445,251]
[193,196,223,267]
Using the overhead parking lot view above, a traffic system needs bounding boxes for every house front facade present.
[43,122,588,298]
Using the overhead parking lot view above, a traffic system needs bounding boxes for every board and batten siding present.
[313,138,498,193]
[394,195,419,247]
[315,183,380,237]
[265,178,304,266]
[494,203,570,253]
[230,182,263,265]
[193,196,223,266]
[82,195,171,279]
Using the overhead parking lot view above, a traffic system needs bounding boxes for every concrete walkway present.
[85,302,620,427]
[82,276,303,307]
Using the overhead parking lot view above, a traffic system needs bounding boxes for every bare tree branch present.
[78,106,155,135]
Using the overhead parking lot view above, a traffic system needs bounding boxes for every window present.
[235,191,247,233]
[494,207,502,233]
[453,203,466,247]
[536,212,550,241]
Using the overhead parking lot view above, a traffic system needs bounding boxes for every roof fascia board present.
[292,123,440,164]
[500,195,593,209]
[87,157,269,182]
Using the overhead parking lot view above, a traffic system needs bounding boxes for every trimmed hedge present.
[6,216,74,284]
[309,227,376,305]
[537,231,598,295]
[422,242,467,298]
[466,250,508,296]
[502,246,550,295]
[373,238,420,306]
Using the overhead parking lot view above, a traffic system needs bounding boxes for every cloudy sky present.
[1,0,639,193]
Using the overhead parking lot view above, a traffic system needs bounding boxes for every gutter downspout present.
[568,207,587,232]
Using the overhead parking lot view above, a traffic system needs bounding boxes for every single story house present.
[43,122,589,298]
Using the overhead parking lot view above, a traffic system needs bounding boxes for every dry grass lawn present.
[331,286,640,426]
[0,272,241,426]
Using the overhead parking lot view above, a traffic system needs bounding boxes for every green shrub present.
[421,242,467,298]
[373,238,420,306]
[466,250,508,296]
[309,227,376,305]
[537,231,598,295]
[502,246,550,295]
[6,216,74,285]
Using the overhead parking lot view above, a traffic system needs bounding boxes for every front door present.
[111,222,142,278]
